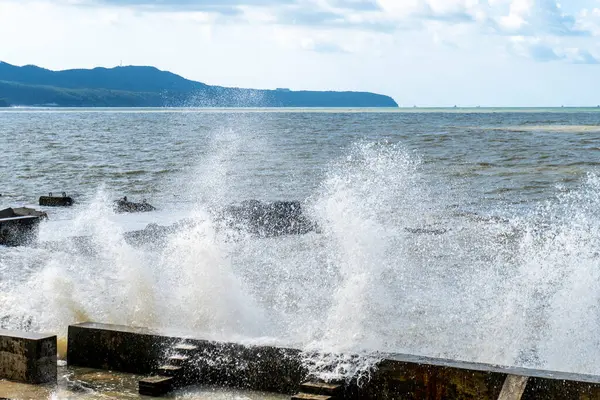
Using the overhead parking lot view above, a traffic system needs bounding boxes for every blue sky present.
[1,0,600,106]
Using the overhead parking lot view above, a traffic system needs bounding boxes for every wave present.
[3,137,600,383]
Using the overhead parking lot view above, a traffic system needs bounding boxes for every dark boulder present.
[404,227,448,235]
[122,219,197,247]
[121,200,317,247]
[221,200,317,237]
[114,196,156,213]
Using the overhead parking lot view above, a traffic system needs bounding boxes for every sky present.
[1,0,600,106]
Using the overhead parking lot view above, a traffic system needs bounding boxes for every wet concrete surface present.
[0,365,288,399]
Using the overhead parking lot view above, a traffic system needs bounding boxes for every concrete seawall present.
[67,322,306,394]
[65,322,600,399]
[368,354,600,399]
[3,323,600,398]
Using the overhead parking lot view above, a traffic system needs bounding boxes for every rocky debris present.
[220,200,317,237]
[0,207,47,246]
[113,196,156,213]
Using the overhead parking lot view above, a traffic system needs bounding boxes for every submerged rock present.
[404,227,448,235]
[113,196,156,213]
[220,200,317,237]
[122,219,196,246]
[121,200,318,246]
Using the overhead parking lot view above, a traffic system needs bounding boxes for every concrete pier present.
[66,322,600,399]
[0,330,57,384]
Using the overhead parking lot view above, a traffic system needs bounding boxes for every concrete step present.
[138,375,174,397]
[167,354,190,366]
[156,364,183,377]
[172,343,198,353]
[291,394,333,400]
[300,381,342,396]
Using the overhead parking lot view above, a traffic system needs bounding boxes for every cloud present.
[576,7,600,36]
[70,0,593,39]
[95,0,293,6]
[509,36,599,64]
[7,0,600,68]
[274,5,396,32]
[301,38,349,53]
[86,0,295,15]
[328,0,381,11]
[528,42,562,61]
[493,0,589,36]
[277,8,342,26]
[565,47,600,64]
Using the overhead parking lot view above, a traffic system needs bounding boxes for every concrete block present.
[0,330,56,384]
[138,375,174,397]
[300,381,342,396]
[156,365,182,377]
[167,354,189,366]
[67,322,172,374]
[39,194,74,207]
[292,394,333,400]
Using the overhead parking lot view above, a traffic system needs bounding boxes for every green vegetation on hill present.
[0,80,163,107]
[0,61,398,108]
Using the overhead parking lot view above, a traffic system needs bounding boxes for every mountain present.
[0,62,398,108]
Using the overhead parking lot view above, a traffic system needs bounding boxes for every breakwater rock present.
[122,200,318,246]
[113,197,156,213]
[220,200,317,238]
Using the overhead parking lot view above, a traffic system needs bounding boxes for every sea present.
[2,107,600,388]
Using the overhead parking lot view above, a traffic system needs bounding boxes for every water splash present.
[3,136,600,384]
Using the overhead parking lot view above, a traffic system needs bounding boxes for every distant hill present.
[0,61,398,108]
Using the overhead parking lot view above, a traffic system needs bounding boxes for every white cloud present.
[509,35,599,63]
[576,7,600,35]
[300,38,349,53]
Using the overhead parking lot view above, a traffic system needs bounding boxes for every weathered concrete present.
[361,353,600,399]
[498,375,528,400]
[67,323,172,374]
[138,375,174,396]
[39,193,74,207]
[67,322,306,394]
[67,322,600,399]
[0,330,57,384]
